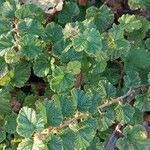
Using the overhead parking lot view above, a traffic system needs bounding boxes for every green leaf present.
[45,22,63,44]
[0,19,11,35]
[36,100,63,127]
[89,89,101,114]
[50,67,75,93]
[57,2,80,24]
[76,118,97,149]
[124,70,141,88]
[0,89,11,116]
[116,125,150,150]
[66,61,81,75]
[118,14,142,32]
[98,80,116,100]
[98,108,115,131]
[60,129,77,150]
[53,39,70,56]
[128,0,150,10]
[126,16,150,41]
[47,135,63,150]
[60,47,83,64]
[17,137,46,150]
[86,5,114,32]
[108,24,124,40]
[87,137,104,150]
[1,0,17,19]
[4,114,17,134]
[129,108,143,125]
[115,104,135,124]
[124,47,150,70]
[134,92,150,112]
[0,33,14,55]
[148,72,150,83]
[23,95,37,108]
[92,51,108,74]
[15,4,44,22]
[17,107,44,138]
[4,49,20,64]
[107,38,131,60]
[59,96,77,118]
[0,57,13,86]
[73,28,102,56]
[63,23,80,39]
[11,61,31,87]
[0,130,6,143]
[0,57,8,79]
[0,71,13,89]
[20,34,43,59]
[72,89,92,112]
[17,18,44,36]
[22,0,58,11]
[145,38,150,50]
[33,53,50,77]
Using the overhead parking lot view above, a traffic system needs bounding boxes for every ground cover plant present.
[0,0,150,149]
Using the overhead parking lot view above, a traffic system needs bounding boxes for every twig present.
[11,18,20,51]
[100,0,112,10]
[97,83,150,111]
[34,112,89,140]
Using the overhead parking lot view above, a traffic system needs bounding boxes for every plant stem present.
[97,83,150,111]
[35,112,89,140]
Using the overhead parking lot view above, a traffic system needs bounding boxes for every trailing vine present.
[0,0,150,150]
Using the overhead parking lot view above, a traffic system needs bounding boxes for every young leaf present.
[4,49,20,64]
[66,61,81,75]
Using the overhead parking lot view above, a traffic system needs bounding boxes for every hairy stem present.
[97,83,150,111]
[35,112,89,140]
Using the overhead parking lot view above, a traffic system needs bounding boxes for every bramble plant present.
[0,0,150,149]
